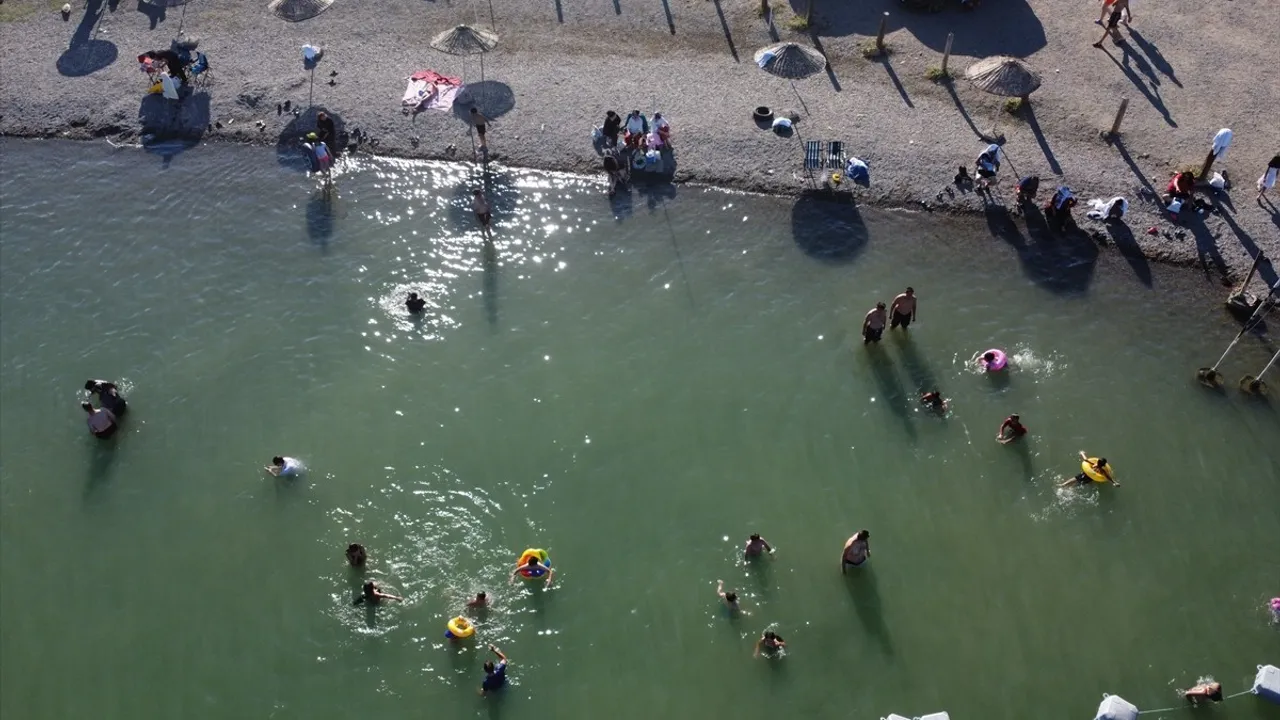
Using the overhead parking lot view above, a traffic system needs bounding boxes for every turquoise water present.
[1,139,1277,720]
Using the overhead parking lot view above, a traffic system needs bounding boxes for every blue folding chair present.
[189,52,212,89]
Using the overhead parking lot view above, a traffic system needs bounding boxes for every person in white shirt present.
[624,110,648,149]
[81,402,118,439]
[265,456,302,477]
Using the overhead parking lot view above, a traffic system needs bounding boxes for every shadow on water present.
[452,81,516,122]
[1102,220,1152,287]
[57,0,118,76]
[306,186,339,247]
[784,0,1044,56]
[1009,437,1034,480]
[277,107,347,170]
[893,332,936,394]
[863,346,915,442]
[986,206,1097,295]
[482,238,499,329]
[843,565,893,657]
[790,191,868,263]
[83,440,119,502]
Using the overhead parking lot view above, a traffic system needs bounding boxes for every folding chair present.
[804,140,824,173]
[188,52,212,89]
[827,141,846,170]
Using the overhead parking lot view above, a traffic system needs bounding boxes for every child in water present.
[920,390,947,413]
[754,630,786,657]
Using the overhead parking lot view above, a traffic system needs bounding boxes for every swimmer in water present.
[862,303,887,344]
[744,533,774,558]
[980,351,997,367]
[1183,681,1223,704]
[920,389,947,412]
[754,630,786,657]
[346,543,367,568]
[1057,451,1119,487]
[353,580,403,605]
[996,414,1027,444]
[479,645,509,696]
[509,555,555,587]
[405,292,427,314]
[84,379,128,416]
[467,592,489,608]
[716,580,741,614]
[841,530,870,573]
[81,401,118,439]
[265,455,302,478]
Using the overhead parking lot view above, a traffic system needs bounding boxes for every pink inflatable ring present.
[980,349,1007,372]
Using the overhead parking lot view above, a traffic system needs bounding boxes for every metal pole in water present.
[1240,349,1279,395]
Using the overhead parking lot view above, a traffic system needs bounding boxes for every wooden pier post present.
[1107,98,1128,138]
[941,32,954,75]
[876,12,889,52]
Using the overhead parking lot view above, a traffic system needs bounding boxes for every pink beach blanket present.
[403,70,464,111]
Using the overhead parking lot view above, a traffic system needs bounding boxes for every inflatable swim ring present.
[517,548,550,578]
[445,616,474,639]
[1080,458,1114,483]
[980,349,1008,372]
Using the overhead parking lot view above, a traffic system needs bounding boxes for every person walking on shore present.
[889,287,917,331]
[1096,0,1130,25]
[1258,155,1280,202]
[862,303,887,344]
[1092,0,1131,48]
[469,107,490,153]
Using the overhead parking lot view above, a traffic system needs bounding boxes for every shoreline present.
[1,0,1276,294]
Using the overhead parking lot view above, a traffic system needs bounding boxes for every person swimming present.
[509,554,555,587]
[265,455,302,478]
[920,390,947,412]
[405,292,427,314]
[716,579,741,614]
[353,580,403,605]
[754,630,786,657]
[84,379,128,416]
[744,533,774,558]
[467,592,489,608]
[346,543,367,568]
[479,645,509,696]
[1183,681,1223,704]
[1058,451,1119,487]
[997,414,1027,444]
[841,530,870,573]
[81,401,118,439]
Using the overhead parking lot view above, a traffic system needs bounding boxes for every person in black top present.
[85,380,127,417]
[601,110,622,147]
[405,292,427,314]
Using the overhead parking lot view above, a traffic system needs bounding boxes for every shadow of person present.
[791,191,868,264]
[636,179,677,212]
[842,565,893,657]
[864,345,916,441]
[452,81,516,122]
[1184,212,1229,281]
[138,92,209,153]
[276,106,347,170]
[1099,44,1176,127]
[58,0,119,76]
[893,331,936,395]
[1102,219,1152,287]
[83,439,120,502]
[1017,206,1099,295]
[609,184,635,221]
[306,186,338,248]
[1009,436,1034,479]
[135,0,166,29]
[482,238,499,329]
[1125,28,1181,87]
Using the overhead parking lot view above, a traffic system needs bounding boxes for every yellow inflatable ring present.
[445,616,474,639]
[1081,458,1114,483]
[517,548,550,579]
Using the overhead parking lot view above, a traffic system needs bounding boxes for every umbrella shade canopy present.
[753,42,825,79]
[965,56,1041,97]
[268,0,334,22]
[430,25,499,56]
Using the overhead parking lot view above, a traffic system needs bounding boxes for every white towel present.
[1211,128,1233,158]
[1085,196,1128,219]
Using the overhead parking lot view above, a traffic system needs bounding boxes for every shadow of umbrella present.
[431,25,498,104]
[451,81,515,121]
[276,106,346,170]
[58,0,117,76]
[790,190,868,263]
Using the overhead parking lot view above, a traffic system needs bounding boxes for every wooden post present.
[1107,98,1129,138]
[875,12,889,51]
[804,0,813,24]
[941,32,954,75]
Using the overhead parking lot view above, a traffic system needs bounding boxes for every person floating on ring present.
[1058,451,1119,488]
[509,551,555,587]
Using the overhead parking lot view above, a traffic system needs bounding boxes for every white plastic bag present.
[1209,172,1226,189]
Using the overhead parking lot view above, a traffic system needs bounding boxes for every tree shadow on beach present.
[791,191,868,263]
[1108,137,1158,201]
[1023,104,1061,176]
[57,0,118,77]
[985,205,1097,295]
[713,0,740,62]
[879,55,913,108]
[787,0,1044,56]
[1100,220,1152,287]
[276,106,347,170]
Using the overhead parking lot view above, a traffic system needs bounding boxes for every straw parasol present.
[430,25,499,100]
[268,0,334,23]
[965,56,1041,99]
[753,42,826,80]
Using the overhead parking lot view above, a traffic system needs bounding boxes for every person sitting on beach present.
[302,135,332,177]
[346,543,367,568]
[624,110,649,149]
[469,108,490,151]
[974,144,1001,190]
[85,379,128,416]
[479,645,509,696]
[716,579,741,614]
[954,165,972,188]
[467,592,489,609]
[754,630,786,658]
[354,580,403,605]
[1183,681,1223,704]
[603,153,627,197]
[405,292,427,314]
[1165,171,1195,201]
[81,401,118,439]
[265,455,303,478]
[1016,176,1040,205]
[509,555,555,587]
[841,530,870,573]
[315,111,337,147]
[601,110,622,147]
[744,533,774,558]
[920,390,947,412]
[1044,186,1077,230]
[862,303,887,344]
[653,112,672,146]
[1057,451,1119,488]
[997,414,1027,444]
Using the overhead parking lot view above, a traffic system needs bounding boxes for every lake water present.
[1,139,1277,720]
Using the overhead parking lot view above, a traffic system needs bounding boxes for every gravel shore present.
[1,0,1276,291]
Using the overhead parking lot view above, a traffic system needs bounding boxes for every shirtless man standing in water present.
[841,530,870,573]
[889,287,917,331]
[862,303,887,344]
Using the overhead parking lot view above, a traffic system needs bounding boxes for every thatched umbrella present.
[430,25,498,94]
[965,56,1041,100]
[753,42,826,80]
[268,0,334,23]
